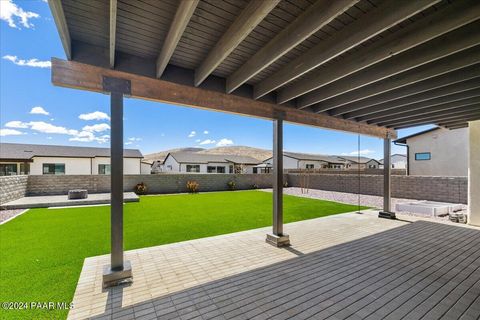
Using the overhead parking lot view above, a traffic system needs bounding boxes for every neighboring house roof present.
[266,152,346,164]
[379,154,407,164]
[394,127,440,144]
[0,143,143,160]
[167,152,261,165]
[337,156,379,164]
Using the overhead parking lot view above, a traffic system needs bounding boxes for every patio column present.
[266,114,290,247]
[379,132,396,219]
[468,120,480,226]
[102,76,133,288]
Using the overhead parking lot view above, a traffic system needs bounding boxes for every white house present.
[160,152,261,173]
[379,154,407,170]
[0,143,145,175]
[263,152,379,170]
[394,127,468,176]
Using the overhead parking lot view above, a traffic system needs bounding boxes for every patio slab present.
[0,192,139,210]
[68,211,480,320]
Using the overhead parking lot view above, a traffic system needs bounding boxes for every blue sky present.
[0,0,433,159]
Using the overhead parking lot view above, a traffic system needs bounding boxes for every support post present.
[102,76,132,288]
[468,120,480,226]
[266,114,290,247]
[379,133,396,219]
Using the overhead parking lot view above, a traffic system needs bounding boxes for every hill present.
[143,147,205,162]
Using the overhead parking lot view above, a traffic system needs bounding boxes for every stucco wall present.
[0,175,28,204]
[92,157,141,174]
[30,157,92,175]
[408,128,468,176]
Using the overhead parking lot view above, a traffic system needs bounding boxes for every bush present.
[252,183,259,189]
[227,180,236,190]
[284,181,289,188]
[186,180,199,193]
[134,182,147,195]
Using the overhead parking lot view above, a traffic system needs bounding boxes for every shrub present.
[283,181,289,188]
[252,183,259,189]
[186,180,199,193]
[227,180,236,190]
[134,182,147,195]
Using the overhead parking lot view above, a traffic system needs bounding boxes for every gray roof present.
[168,152,260,165]
[337,156,379,164]
[0,143,143,160]
[282,152,347,164]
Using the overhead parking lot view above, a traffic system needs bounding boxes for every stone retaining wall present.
[0,175,28,204]
[288,174,467,204]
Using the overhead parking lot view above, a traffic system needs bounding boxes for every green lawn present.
[0,190,367,319]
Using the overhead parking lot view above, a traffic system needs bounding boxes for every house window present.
[306,164,314,169]
[415,152,431,161]
[98,164,111,175]
[229,165,234,173]
[0,164,17,176]
[19,163,30,175]
[186,165,200,172]
[253,167,258,174]
[216,166,225,173]
[43,163,65,175]
[207,166,216,173]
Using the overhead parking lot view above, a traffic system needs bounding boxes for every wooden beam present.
[253,0,439,101]
[195,0,280,87]
[388,110,480,128]
[51,58,395,139]
[225,0,358,93]
[312,47,480,113]
[289,1,480,106]
[48,0,71,60]
[156,0,199,78]
[296,22,480,108]
[444,123,469,129]
[327,64,480,116]
[366,96,480,124]
[109,0,117,68]
[342,79,480,120]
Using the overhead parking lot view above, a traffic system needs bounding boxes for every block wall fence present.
[0,173,467,204]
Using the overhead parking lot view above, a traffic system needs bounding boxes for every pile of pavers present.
[449,212,468,224]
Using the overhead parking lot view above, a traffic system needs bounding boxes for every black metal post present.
[379,133,396,219]
[266,115,290,247]
[102,76,132,287]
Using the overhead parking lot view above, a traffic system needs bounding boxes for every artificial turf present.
[0,190,367,319]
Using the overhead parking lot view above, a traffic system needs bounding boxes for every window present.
[186,165,200,172]
[229,165,234,174]
[253,167,258,174]
[306,164,314,169]
[0,164,17,176]
[42,163,65,175]
[207,166,216,173]
[415,152,431,161]
[216,166,225,173]
[98,164,111,175]
[19,163,30,175]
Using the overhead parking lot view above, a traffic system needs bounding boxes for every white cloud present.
[128,137,142,141]
[46,136,52,140]
[195,139,201,143]
[216,138,234,147]
[199,139,216,145]
[0,128,25,136]
[188,131,196,138]
[0,0,39,29]
[124,142,133,145]
[30,106,49,115]
[78,111,110,121]
[69,131,109,143]
[82,123,110,133]
[203,130,209,134]
[5,120,29,128]
[342,149,376,156]
[2,55,50,68]
[28,121,78,135]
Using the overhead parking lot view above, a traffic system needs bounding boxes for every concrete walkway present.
[0,192,139,210]
[68,211,480,320]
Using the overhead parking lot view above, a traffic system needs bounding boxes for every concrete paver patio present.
[69,211,480,320]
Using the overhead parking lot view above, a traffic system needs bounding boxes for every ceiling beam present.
[365,96,480,124]
[327,64,480,117]
[394,113,480,129]
[195,0,280,87]
[51,58,395,139]
[48,0,71,60]
[156,0,199,78]
[109,0,117,68]
[386,109,480,128]
[312,47,480,113]
[292,3,480,107]
[253,0,438,100]
[341,77,480,119]
[225,0,358,93]
[445,123,469,129]
[378,105,480,127]
[441,121,472,128]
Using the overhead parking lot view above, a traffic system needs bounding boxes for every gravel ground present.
[260,187,467,220]
[0,209,27,224]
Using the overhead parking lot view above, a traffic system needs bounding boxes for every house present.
[0,143,144,175]
[160,152,261,173]
[379,154,407,169]
[263,152,380,170]
[394,127,467,176]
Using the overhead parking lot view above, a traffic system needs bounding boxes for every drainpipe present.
[393,141,409,176]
